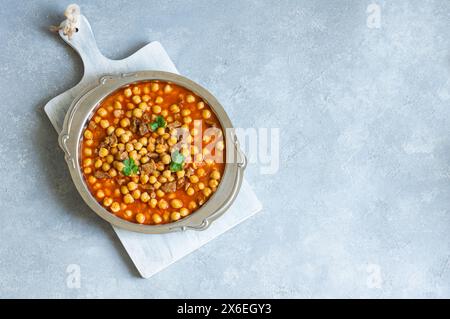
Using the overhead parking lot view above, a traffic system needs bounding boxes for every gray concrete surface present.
[0,0,449,298]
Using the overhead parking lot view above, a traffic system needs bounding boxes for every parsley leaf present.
[169,150,185,172]
[122,158,139,176]
[169,162,183,172]
[148,115,166,131]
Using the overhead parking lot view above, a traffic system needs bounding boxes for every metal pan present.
[58,71,246,234]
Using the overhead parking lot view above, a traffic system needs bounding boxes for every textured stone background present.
[1,0,449,298]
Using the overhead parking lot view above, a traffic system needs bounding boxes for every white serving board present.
[44,14,262,278]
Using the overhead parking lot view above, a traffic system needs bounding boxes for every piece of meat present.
[148,153,159,159]
[142,113,151,122]
[88,121,97,130]
[94,171,111,179]
[142,184,155,191]
[205,119,217,127]
[161,181,176,193]
[177,178,185,190]
[167,121,182,129]
[138,122,149,136]
[185,167,195,177]
[183,181,190,191]
[117,151,128,161]
[141,161,156,175]
[130,117,140,133]
[116,178,127,185]
[197,195,206,206]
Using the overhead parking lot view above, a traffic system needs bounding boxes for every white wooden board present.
[44,14,262,278]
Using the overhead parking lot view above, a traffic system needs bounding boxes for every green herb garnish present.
[122,158,139,176]
[148,115,166,131]
[169,150,185,172]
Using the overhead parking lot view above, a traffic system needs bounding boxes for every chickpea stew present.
[80,81,225,225]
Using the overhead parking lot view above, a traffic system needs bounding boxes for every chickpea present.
[148,176,157,184]
[127,181,138,191]
[181,108,191,117]
[99,147,109,157]
[164,84,173,93]
[109,168,117,177]
[83,167,92,174]
[93,160,102,169]
[105,155,114,164]
[170,104,180,113]
[132,95,142,104]
[209,178,220,188]
[126,103,135,110]
[110,202,121,213]
[132,86,141,95]
[106,126,115,135]
[141,192,150,203]
[168,136,178,146]
[114,128,124,137]
[120,185,129,195]
[171,212,181,221]
[186,94,196,103]
[84,130,93,139]
[210,170,221,180]
[189,175,199,183]
[97,107,108,117]
[183,116,192,124]
[188,201,198,210]
[198,182,205,190]
[169,199,183,209]
[151,83,159,92]
[152,213,162,224]
[115,162,125,172]
[156,190,165,198]
[84,148,92,156]
[176,170,185,179]
[136,213,145,224]
[88,175,97,184]
[180,208,190,217]
[124,88,132,97]
[150,198,158,208]
[132,189,141,200]
[142,95,151,102]
[131,108,142,118]
[161,154,171,165]
[155,144,167,154]
[85,139,94,146]
[140,174,149,185]
[125,143,134,152]
[114,101,122,109]
[203,135,212,143]
[216,141,225,151]
[202,109,212,119]
[120,118,130,128]
[83,158,92,167]
[124,194,134,204]
[197,101,205,110]
[103,197,113,207]
[156,127,165,136]
[152,105,162,114]
[203,187,212,197]
[120,134,130,143]
[158,176,168,184]
[162,170,172,179]
[155,96,164,104]
[186,187,195,196]
[102,163,110,172]
[100,119,110,129]
[158,199,169,210]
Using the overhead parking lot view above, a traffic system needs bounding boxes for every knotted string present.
[49,4,81,39]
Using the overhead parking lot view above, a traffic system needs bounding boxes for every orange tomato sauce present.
[79,81,225,225]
